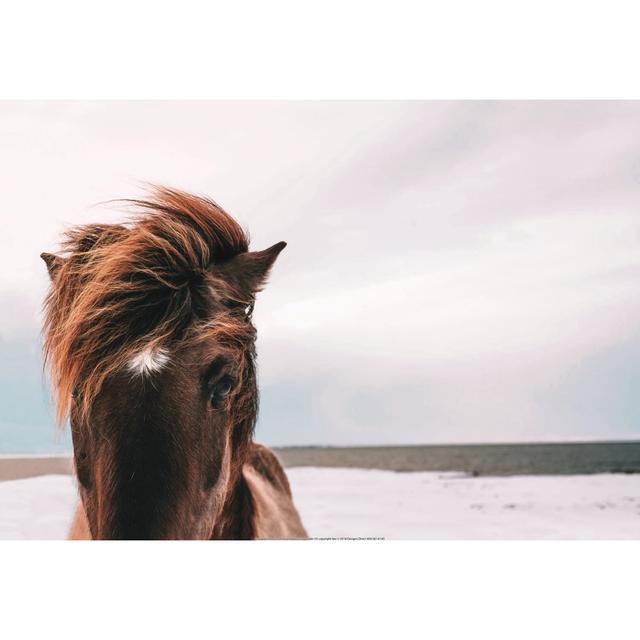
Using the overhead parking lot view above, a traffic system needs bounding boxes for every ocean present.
[274,441,640,476]
[1,419,639,477]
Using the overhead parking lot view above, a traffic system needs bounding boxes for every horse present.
[40,187,307,539]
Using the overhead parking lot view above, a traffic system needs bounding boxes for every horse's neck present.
[211,471,256,540]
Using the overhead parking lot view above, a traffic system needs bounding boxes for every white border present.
[2,1,640,98]
[0,541,637,639]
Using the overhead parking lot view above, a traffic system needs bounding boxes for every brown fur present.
[42,188,249,425]
[41,187,306,539]
[67,443,306,540]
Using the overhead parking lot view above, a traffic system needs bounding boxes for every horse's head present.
[41,188,285,539]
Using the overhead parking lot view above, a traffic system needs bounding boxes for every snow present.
[292,468,640,539]
[0,474,78,540]
[0,469,638,539]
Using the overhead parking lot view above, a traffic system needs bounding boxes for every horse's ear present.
[40,252,65,280]
[212,241,287,299]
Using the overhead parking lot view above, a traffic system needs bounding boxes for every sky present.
[1,100,640,451]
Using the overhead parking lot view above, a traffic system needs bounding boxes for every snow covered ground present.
[0,468,638,539]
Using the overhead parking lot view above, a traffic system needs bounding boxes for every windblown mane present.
[43,187,252,424]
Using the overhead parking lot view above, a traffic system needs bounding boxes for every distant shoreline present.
[1,441,639,481]
[276,439,640,449]
[273,441,640,476]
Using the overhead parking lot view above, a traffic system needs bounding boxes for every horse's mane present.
[43,186,252,424]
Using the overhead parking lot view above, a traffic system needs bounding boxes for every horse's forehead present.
[123,333,228,378]
[127,345,171,377]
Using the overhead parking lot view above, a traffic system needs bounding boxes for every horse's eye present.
[210,377,233,406]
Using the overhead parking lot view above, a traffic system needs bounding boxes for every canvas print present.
[0,101,638,539]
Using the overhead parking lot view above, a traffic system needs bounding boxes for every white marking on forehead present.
[127,346,170,376]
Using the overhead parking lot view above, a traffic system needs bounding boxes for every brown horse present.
[41,187,307,539]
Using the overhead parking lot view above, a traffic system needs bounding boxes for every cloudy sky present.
[1,101,640,451]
